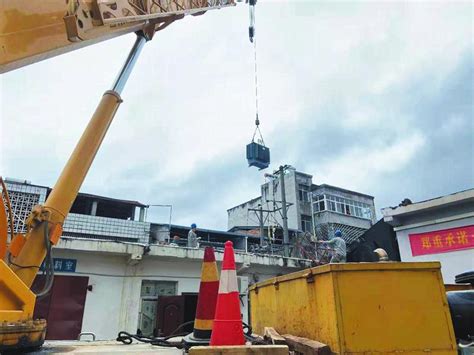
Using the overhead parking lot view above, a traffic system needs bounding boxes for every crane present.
[0,0,238,351]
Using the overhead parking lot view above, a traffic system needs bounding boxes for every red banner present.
[409,225,474,256]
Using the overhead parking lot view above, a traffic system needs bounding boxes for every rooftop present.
[382,188,474,219]
[56,237,312,269]
[4,178,49,190]
[72,191,147,208]
[227,196,262,212]
[5,178,147,208]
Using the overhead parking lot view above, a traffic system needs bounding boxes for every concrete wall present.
[228,170,379,234]
[388,201,473,227]
[261,169,299,230]
[228,197,262,231]
[51,249,127,340]
[228,170,302,231]
[395,216,474,283]
[313,185,376,224]
[295,172,313,228]
[314,211,372,230]
[51,241,308,340]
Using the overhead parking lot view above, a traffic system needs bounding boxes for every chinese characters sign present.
[409,225,474,256]
[40,258,77,272]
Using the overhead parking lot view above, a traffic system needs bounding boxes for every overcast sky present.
[1,1,473,230]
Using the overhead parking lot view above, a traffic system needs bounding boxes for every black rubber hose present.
[117,321,257,348]
[116,331,188,348]
[35,222,55,298]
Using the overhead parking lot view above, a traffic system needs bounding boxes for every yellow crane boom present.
[0,1,235,351]
[0,0,234,73]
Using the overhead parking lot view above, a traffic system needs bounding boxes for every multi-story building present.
[227,166,377,248]
[1,178,310,340]
[228,167,313,235]
[311,184,377,244]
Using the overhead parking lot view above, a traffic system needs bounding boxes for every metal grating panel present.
[3,181,47,234]
[314,222,367,251]
[2,181,150,243]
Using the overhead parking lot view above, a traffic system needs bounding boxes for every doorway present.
[32,275,89,340]
[155,293,198,336]
[138,280,177,336]
[182,293,198,334]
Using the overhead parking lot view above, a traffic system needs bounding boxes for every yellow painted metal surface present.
[0,1,139,73]
[249,262,457,354]
[11,91,122,287]
[0,194,7,259]
[0,89,121,351]
[189,345,289,354]
[0,0,235,73]
[0,260,35,321]
[0,319,46,351]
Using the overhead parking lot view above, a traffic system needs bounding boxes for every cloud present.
[1,1,472,229]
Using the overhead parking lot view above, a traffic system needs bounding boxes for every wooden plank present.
[282,334,330,355]
[263,327,286,345]
[189,345,289,354]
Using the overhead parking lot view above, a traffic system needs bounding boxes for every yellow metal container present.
[249,262,457,354]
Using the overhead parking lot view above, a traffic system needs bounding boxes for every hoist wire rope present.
[250,4,265,146]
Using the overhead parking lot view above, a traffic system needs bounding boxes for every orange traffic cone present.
[184,247,219,346]
[210,241,245,346]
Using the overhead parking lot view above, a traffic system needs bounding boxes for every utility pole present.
[259,184,265,247]
[248,203,289,248]
[279,165,289,257]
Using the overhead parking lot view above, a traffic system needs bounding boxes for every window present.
[322,194,372,220]
[141,280,176,297]
[312,194,326,212]
[301,215,312,232]
[362,208,372,220]
[298,184,310,202]
[319,200,325,211]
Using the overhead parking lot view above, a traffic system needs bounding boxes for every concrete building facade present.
[4,179,150,244]
[2,178,311,340]
[311,184,376,244]
[49,239,309,339]
[382,189,474,284]
[227,167,376,248]
[227,167,313,235]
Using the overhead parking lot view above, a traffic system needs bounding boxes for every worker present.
[188,223,199,248]
[169,235,181,247]
[318,229,347,263]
